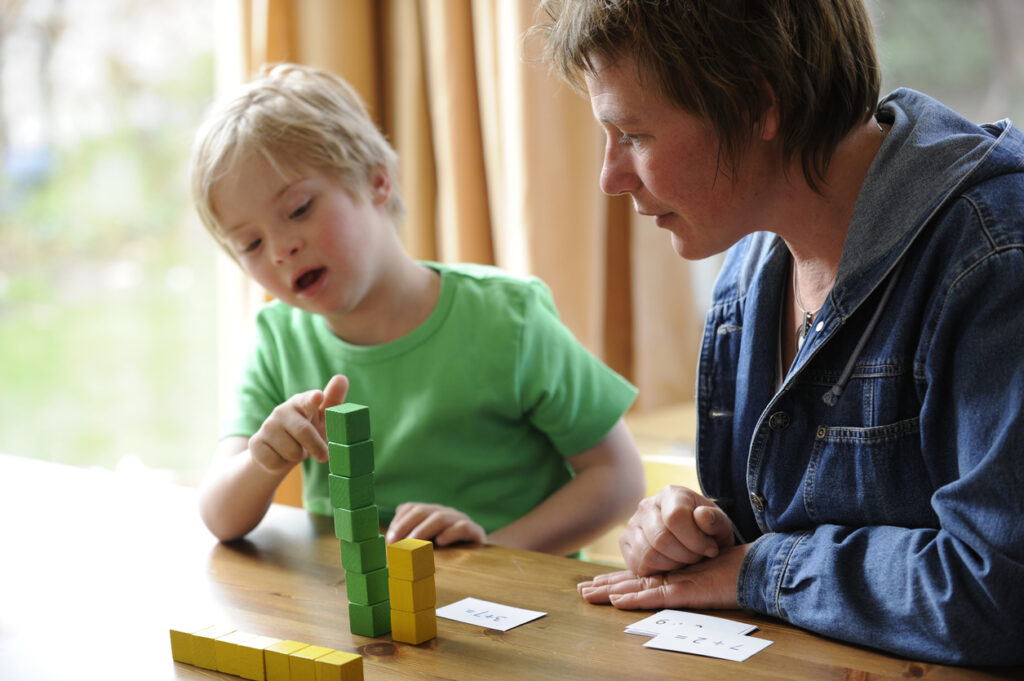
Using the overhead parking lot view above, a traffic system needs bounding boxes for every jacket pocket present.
[803,417,938,528]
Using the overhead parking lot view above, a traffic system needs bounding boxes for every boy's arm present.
[487,418,645,555]
[198,375,349,542]
[198,435,291,542]
[385,420,644,555]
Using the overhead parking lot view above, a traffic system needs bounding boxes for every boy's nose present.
[273,239,302,264]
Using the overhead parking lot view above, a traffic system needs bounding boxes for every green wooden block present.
[328,441,375,477]
[348,600,391,637]
[325,403,371,444]
[334,505,379,542]
[340,535,387,573]
[345,566,390,605]
[329,472,375,510]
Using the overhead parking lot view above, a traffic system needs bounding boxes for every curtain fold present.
[420,0,495,264]
[224,0,711,412]
[383,1,438,262]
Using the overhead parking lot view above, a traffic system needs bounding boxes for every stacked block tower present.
[387,538,437,644]
[326,403,391,638]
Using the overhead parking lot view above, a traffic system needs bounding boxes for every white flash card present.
[436,597,546,632]
[644,630,773,662]
[626,609,757,637]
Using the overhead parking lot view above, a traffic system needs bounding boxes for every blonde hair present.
[190,63,405,239]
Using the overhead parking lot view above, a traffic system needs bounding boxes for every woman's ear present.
[754,73,780,142]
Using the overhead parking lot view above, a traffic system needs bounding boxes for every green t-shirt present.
[222,262,637,532]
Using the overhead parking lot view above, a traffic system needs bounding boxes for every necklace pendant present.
[797,311,813,351]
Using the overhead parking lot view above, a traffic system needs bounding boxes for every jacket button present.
[768,411,790,430]
[749,492,765,513]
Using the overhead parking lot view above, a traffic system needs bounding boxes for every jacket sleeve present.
[738,241,1024,666]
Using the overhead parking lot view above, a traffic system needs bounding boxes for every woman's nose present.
[599,142,642,197]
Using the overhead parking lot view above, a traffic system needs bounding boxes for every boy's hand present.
[619,485,734,576]
[248,374,349,473]
[386,502,487,547]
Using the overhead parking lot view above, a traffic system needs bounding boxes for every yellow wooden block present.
[191,624,237,670]
[168,623,214,665]
[235,634,281,681]
[290,645,334,681]
[216,630,260,676]
[386,538,434,581]
[265,640,310,681]
[390,608,436,645]
[315,650,363,681]
[388,575,436,613]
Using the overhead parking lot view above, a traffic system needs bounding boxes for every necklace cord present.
[794,117,886,356]
[822,257,907,406]
[792,262,823,351]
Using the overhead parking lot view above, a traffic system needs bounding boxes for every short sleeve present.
[515,279,637,455]
[219,310,286,439]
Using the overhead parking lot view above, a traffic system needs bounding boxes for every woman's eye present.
[290,199,312,219]
[618,132,640,146]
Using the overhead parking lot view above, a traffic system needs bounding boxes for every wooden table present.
[1,454,1020,680]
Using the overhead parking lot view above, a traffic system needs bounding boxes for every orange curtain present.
[219,0,711,413]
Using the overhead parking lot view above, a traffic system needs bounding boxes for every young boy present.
[189,63,645,556]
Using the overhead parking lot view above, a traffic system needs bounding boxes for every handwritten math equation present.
[630,609,773,662]
[463,607,509,624]
[436,597,546,632]
[668,633,748,651]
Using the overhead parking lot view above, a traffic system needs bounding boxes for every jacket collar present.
[831,88,1018,319]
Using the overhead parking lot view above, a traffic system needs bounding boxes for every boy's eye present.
[289,198,312,219]
[243,238,262,253]
[618,132,640,146]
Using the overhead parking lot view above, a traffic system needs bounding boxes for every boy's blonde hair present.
[190,63,405,239]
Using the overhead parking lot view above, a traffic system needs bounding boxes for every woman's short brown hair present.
[535,0,881,190]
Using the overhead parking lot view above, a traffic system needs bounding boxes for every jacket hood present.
[833,88,1024,319]
[707,89,1024,405]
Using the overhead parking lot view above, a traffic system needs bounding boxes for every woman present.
[536,0,1024,665]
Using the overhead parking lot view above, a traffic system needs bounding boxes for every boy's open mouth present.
[294,267,326,293]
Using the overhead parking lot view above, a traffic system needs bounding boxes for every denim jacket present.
[698,89,1024,665]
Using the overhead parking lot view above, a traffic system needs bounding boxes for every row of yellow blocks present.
[169,624,363,681]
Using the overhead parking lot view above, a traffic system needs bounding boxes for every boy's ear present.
[369,166,392,206]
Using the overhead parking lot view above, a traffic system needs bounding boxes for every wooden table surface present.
[1,454,1021,681]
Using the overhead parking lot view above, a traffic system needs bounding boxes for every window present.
[870,0,1024,123]
[0,0,215,485]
